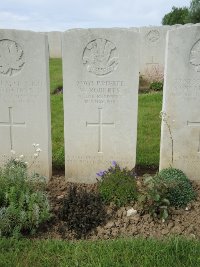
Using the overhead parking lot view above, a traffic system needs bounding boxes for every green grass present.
[49,58,63,94]
[50,59,163,170]
[136,92,162,167]
[1,237,200,267]
[51,94,64,170]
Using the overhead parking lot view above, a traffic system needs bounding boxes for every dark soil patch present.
[35,175,200,241]
[135,164,158,176]
[53,86,63,94]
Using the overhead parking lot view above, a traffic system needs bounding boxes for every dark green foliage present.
[139,168,196,219]
[139,174,170,220]
[150,81,163,91]
[0,160,51,238]
[59,185,107,238]
[189,0,200,23]
[162,6,189,25]
[159,168,196,207]
[98,163,137,207]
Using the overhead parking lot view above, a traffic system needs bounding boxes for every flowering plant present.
[0,143,50,238]
[9,143,42,169]
[97,161,137,207]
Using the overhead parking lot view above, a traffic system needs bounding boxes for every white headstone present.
[160,25,200,180]
[139,26,171,82]
[62,28,139,183]
[0,29,52,179]
[47,31,62,58]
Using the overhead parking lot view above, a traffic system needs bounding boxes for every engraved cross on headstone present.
[187,120,200,152]
[0,107,26,150]
[86,108,115,153]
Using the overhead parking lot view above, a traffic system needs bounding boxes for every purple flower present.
[112,161,117,167]
[96,171,106,177]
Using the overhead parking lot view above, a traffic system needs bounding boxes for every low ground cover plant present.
[159,167,196,207]
[97,161,138,207]
[97,162,196,221]
[59,185,107,238]
[138,174,170,220]
[0,153,51,238]
[139,167,196,220]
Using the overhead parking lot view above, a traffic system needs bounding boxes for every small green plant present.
[139,168,196,220]
[97,161,137,207]
[59,185,107,238]
[150,81,163,91]
[159,168,196,207]
[0,148,51,238]
[138,174,170,221]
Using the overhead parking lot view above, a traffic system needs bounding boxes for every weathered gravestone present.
[62,28,139,183]
[47,31,62,58]
[0,29,52,178]
[160,25,200,180]
[139,26,171,82]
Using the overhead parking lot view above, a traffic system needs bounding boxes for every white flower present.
[35,144,39,147]
[24,162,28,165]
[32,143,36,147]
[10,150,16,155]
[14,158,19,162]
[19,154,24,159]
[36,148,42,152]
[34,153,39,158]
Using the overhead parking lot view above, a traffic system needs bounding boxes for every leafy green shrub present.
[139,168,196,220]
[150,81,163,91]
[0,159,51,238]
[98,162,137,207]
[59,185,107,238]
[159,168,196,207]
[138,174,170,220]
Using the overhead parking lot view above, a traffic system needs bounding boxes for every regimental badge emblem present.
[0,39,25,76]
[190,39,200,72]
[82,38,119,76]
[146,30,160,43]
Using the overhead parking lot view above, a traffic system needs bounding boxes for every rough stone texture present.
[160,25,200,180]
[126,208,137,217]
[139,26,171,81]
[47,31,62,58]
[0,29,52,179]
[62,28,139,183]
